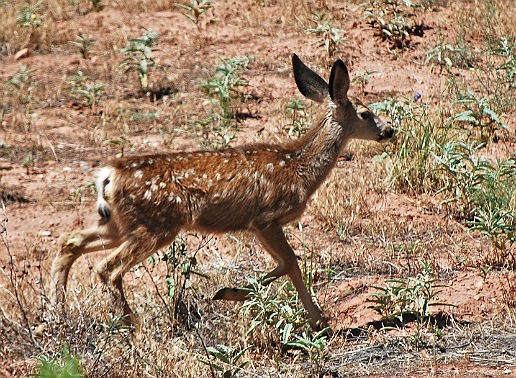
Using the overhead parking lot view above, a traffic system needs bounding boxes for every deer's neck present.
[288,105,352,195]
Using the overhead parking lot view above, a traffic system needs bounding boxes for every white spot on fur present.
[215,173,221,181]
[148,158,154,165]
[144,190,152,200]
[285,154,291,159]
[159,182,166,189]
[176,196,182,204]
[134,170,143,179]
[279,160,286,167]
[131,162,137,168]
[266,163,274,172]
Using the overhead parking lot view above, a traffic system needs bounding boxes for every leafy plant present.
[16,0,43,28]
[284,98,310,138]
[364,0,424,50]
[285,328,329,376]
[200,56,251,120]
[175,0,213,26]
[31,346,84,378]
[449,90,507,142]
[306,13,346,59]
[6,64,35,104]
[119,29,161,92]
[370,95,450,194]
[368,260,451,323]
[425,39,475,70]
[67,70,104,108]
[199,344,251,378]
[432,141,516,264]
[196,56,251,149]
[68,34,96,59]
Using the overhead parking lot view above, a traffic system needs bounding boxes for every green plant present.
[196,56,251,149]
[352,69,377,93]
[449,90,507,142]
[67,70,104,108]
[364,0,424,50]
[284,98,310,138]
[119,29,161,92]
[432,142,515,264]
[31,346,84,378]
[148,235,208,323]
[175,0,212,26]
[425,39,475,70]
[370,95,449,194]
[490,36,516,89]
[367,260,451,324]
[200,56,251,121]
[285,328,329,375]
[6,64,35,104]
[16,0,42,28]
[305,13,346,59]
[68,34,96,59]
[199,344,251,378]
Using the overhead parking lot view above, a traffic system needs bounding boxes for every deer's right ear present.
[328,59,350,105]
[292,54,328,103]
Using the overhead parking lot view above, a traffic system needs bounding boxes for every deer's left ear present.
[329,59,350,105]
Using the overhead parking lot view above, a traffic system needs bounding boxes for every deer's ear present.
[329,59,350,105]
[292,54,328,103]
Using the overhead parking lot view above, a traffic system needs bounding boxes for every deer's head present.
[292,54,394,142]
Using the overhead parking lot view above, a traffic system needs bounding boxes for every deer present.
[50,54,393,331]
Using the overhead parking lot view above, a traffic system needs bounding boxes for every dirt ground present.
[1,0,515,376]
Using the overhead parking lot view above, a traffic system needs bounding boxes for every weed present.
[364,0,425,51]
[200,56,251,121]
[449,90,507,142]
[199,344,251,378]
[367,259,452,326]
[67,71,104,109]
[285,328,329,376]
[369,95,449,194]
[284,98,310,138]
[68,34,96,59]
[196,56,251,149]
[175,0,213,26]
[119,29,162,92]
[306,13,346,60]
[31,345,84,378]
[432,141,516,265]
[16,0,42,29]
[425,37,476,70]
[352,69,378,94]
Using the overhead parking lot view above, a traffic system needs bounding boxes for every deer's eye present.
[360,112,371,120]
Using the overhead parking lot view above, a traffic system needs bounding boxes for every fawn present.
[51,54,393,330]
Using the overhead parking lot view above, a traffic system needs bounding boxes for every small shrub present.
[119,29,162,92]
[305,13,346,60]
[31,346,84,378]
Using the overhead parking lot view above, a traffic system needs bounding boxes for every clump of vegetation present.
[196,56,252,149]
[4,64,36,130]
[199,344,251,378]
[119,29,162,93]
[306,13,346,60]
[66,70,104,110]
[175,0,213,26]
[31,346,84,378]
[364,0,425,51]
[68,34,96,59]
[284,98,310,138]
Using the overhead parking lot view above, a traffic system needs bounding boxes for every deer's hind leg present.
[95,227,180,326]
[51,223,121,305]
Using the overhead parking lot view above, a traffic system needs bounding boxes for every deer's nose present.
[380,127,394,139]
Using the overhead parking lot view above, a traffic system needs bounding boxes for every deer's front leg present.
[214,222,329,330]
